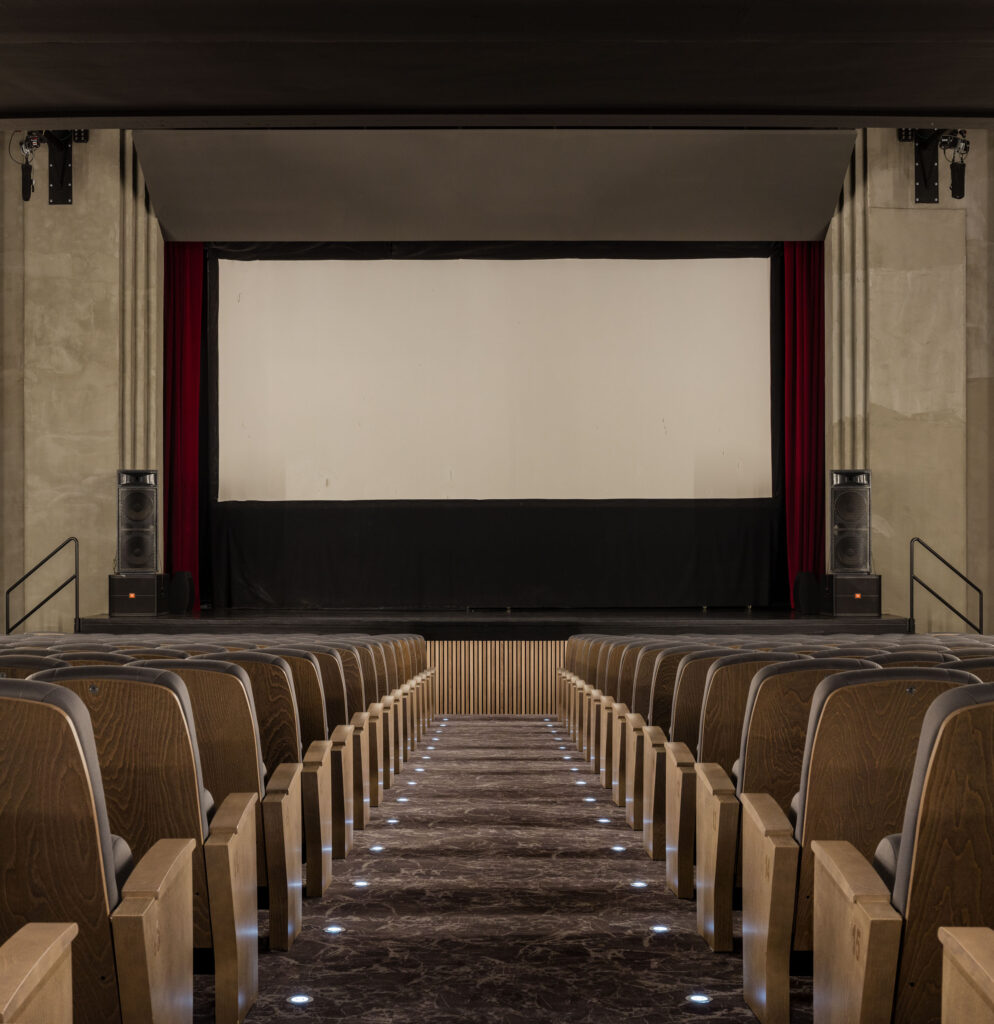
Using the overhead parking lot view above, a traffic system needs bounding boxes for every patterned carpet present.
[195,715,814,1022]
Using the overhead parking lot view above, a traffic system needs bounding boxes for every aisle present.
[216,716,813,1022]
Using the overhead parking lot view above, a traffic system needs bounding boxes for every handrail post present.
[909,539,916,634]
[73,537,80,633]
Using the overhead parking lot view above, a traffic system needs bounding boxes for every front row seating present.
[0,680,195,1024]
[812,682,994,1024]
[31,666,259,1024]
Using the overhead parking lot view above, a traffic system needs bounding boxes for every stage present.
[78,607,912,641]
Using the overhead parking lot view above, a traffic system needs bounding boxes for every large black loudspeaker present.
[117,469,157,574]
[830,468,871,574]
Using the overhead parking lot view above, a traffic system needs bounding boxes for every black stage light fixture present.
[940,130,969,199]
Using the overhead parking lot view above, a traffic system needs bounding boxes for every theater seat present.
[740,666,978,1024]
[0,679,195,1024]
[813,682,994,1024]
[28,666,259,1024]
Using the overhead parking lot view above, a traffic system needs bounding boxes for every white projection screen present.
[217,257,772,502]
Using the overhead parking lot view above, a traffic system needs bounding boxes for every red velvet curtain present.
[784,241,825,606]
[163,242,204,611]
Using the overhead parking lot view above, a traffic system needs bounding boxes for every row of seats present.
[0,631,435,1024]
[557,631,994,1024]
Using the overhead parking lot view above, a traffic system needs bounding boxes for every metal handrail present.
[909,536,983,634]
[4,537,80,634]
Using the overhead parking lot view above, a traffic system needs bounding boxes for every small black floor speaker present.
[109,573,166,616]
[822,573,881,617]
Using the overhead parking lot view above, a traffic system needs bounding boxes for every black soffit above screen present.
[134,129,856,243]
[3,3,994,125]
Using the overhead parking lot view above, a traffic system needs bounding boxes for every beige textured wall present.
[0,130,162,633]
[828,128,988,633]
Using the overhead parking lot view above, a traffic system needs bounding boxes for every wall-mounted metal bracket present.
[913,130,941,204]
[44,130,73,205]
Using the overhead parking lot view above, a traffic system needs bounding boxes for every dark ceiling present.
[2,1,994,126]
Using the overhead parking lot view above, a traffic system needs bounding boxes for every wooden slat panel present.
[425,640,566,715]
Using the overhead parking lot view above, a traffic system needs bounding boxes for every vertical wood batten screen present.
[427,640,566,715]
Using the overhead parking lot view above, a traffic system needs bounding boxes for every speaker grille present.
[830,470,871,574]
[122,488,155,524]
[833,530,869,571]
[118,470,157,574]
[833,488,868,527]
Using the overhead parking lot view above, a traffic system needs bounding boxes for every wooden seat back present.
[943,644,994,659]
[260,648,328,747]
[136,660,265,802]
[352,642,386,700]
[55,652,134,667]
[166,643,228,656]
[324,643,366,716]
[615,641,650,707]
[205,651,302,768]
[736,658,879,813]
[300,647,350,729]
[373,640,399,695]
[0,654,67,678]
[628,642,669,717]
[949,655,994,681]
[697,653,810,773]
[665,647,737,742]
[871,650,960,667]
[0,682,121,1023]
[580,636,609,685]
[593,634,626,700]
[115,647,188,659]
[29,666,213,945]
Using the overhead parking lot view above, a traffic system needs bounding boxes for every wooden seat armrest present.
[939,928,994,1007]
[303,739,332,767]
[119,837,197,900]
[206,791,259,838]
[665,741,695,766]
[331,724,354,744]
[695,761,735,797]
[351,711,369,728]
[265,761,302,797]
[644,725,667,747]
[111,839,196,1024]
[741,791,794,837]
[811,840,894,905]
[0,923,78,1023]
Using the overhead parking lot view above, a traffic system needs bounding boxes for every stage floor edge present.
[78,608,913,641]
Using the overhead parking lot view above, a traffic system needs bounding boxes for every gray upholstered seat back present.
[0,678,124,907]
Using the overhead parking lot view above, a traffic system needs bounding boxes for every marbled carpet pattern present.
[196,715,814,1022]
